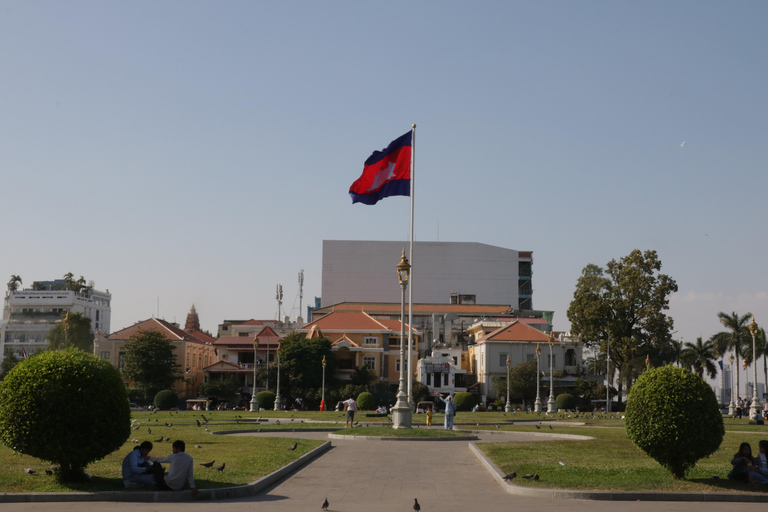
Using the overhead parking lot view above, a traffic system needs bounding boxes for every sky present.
[2,2,767,370]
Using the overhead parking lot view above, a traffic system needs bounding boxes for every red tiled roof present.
[376,319,417,334]
[109,318,191,342]
[187,330,216,344]
[214,335,280,348]
[478,321,550,343]
[302,311,390,331]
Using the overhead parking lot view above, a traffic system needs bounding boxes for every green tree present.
[122,330,181,402]
[7,275,22,292]
[567,250,678,402]
[411,381,431,403]
[681,337,718,379]
[63,272,76,291]
[0,349,131,482]
[278,333,335,401]
[198,375,243,402]
[626,365,724,479]
[504,359,538,407]
[46,312,93,352]
[0,353,20,380]
[710,312,752,406]
[350,365,375,386]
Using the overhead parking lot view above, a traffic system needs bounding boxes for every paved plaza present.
[4,429,768,512]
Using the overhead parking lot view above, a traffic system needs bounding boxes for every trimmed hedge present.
[453,392,476,412]
[626,365,724,479]
[356,392,375,410]
[0,349,131,481]
[555,393,577,410]
[256,391,275,410]
[154,389,179,410]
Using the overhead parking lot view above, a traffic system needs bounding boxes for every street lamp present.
[505,355,512,412]
[546,331,556,413]
[321,355,327,411]
[534,343,542,412]
[749,317,762,421]
[392,249,412,429]
[606,338,611,414]
[728,353,736,416]
[249,336,259,412]
[273,346,282,411]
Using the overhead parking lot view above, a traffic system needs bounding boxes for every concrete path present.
[3,430,768,512]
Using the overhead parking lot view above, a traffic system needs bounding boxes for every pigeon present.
[164,437,170,441]
[275,420,281,425]
[147,428,152,434]
[200,460,215,468]
[201,414,208,423]
[45,469,53,476]
[503,472,517,481]
[289,442,297,451]
[25,468,36,475]
[214,463,226,472]
[195,445,202,448]
[196,419,202,427]
[549,425,553,429]
[534,472,539,481]
[155,437,164,443]
[322,497,329,511]
[413,498,421,512]
[523,473,536,480]
[205,427,210,432]
[535,425,541,429]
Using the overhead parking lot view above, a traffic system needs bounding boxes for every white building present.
[1,280,111,362]
[416,346,467,395]
[321,240,533,310]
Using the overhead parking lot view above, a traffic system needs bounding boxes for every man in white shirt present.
[343,397,358,428]
[150,440,198,496]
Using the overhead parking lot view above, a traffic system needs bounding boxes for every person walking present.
[343,396,358,428]
[439,394,457,430]
[149,440,198,496]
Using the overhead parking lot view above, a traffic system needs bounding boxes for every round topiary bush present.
[356,391,375,410]
[256,391,275,410]
[626,365,724,479]
[555,393,577,411]
[154,389,179,410]
[453,392,476,411]
[0,349,131,481]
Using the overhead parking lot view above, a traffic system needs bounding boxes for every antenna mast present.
[298,269,304,324]
[276,284,283,322]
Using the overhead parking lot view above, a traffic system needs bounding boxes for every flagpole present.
[407,124,415,407]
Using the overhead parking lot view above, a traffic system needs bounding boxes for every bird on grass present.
[205,427,210,432]
[289,442,297,451]
[549,425,553,430]
[413,498,421,511]
[155,437,164,443]
[534,472,539,481]
[195,445,202,448]
[196,419,202,427]
[214,463,225,472]
[523,472,539,480]
[25,468,35,475]
[503,472,517,481]
[45,469,53,476]
[147,428,152,434]
[322,497,329,511]
[200,461,215,468]
[201,414,208,423]
[275,420,281,425]
[535,425,540,429]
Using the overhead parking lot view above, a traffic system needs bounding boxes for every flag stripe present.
[350,131,412,205]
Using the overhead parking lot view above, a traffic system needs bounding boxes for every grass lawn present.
[473,415,768,493]
[0,410,323,493]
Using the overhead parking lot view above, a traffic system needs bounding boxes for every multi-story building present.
[321,240,533,310]
[1,280,111,362]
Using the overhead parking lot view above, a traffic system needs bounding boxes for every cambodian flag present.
[349,131,411,205]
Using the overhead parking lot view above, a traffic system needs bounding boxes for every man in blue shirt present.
[122,441,155,488]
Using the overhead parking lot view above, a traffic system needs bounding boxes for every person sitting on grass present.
[149,440,198,496]
[728,442,768,484]
[121,441,155,488]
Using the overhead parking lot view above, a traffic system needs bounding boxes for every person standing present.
[121,441,155,488]
[150,440,198,496]
[426,406,433,427]
[439,394,457,430]
[343,397,358,428]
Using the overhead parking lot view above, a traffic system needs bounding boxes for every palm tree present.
[7,275,22,292]
[711,312,752,402]
[63,272,75,291]
[682,337,718,379]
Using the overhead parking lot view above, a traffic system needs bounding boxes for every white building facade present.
[1,283,111,362]
[416,346,467,395]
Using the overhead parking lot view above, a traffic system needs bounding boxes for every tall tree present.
[567,249,678,402]
[681,337,718,379]
[7,275,22,292]
[499,359,538,408]
[46,312,93,352]
[0,353,20,380]
[278,333,336,402]
[711,312,752,402]
[63,272,75,291]
[122,330,181,402]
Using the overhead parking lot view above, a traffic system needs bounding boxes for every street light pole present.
[250,336,259,412]
[321,355,327,411]
[729,353,736,416]
[606,338,611,414]
[392,249,412,429]
[534,343,542,412]
[505,355,512,412]
[749,317,762,421]
[274,347,282,411]
[547,331,556,413]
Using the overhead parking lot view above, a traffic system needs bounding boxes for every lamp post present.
[546,331,556,413]
[249,336,260,412]
[505,355,512,412]
[606,338,611,413]
[273,346,282,411]
[321,355,327,411]
[392,249,412,429]
[534,343,542,412]
[728,353,736,416]
[749,317,762,421]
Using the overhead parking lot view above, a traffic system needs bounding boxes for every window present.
[363,355,376,371]
[101,351,110,359]
[364,336,377,346]
[427,373,432,385]
[444,373,449,386]
[118,352,125,371]
[395,358,401,372]
[548,354,557,367]
[499,353,508,368]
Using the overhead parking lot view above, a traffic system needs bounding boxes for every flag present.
[718,360,723,370]
[21,348,27,359]
[349,131,411,205]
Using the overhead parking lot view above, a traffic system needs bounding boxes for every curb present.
[468,442,768,502]
[329,433,477,441]
[0,441,332,503]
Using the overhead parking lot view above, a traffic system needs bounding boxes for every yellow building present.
[94,317,216,399]
[299,311,419,385]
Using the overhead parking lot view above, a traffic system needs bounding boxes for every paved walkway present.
[4,429,768,512]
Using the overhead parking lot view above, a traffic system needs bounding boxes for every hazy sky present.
[2,2,767,357]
